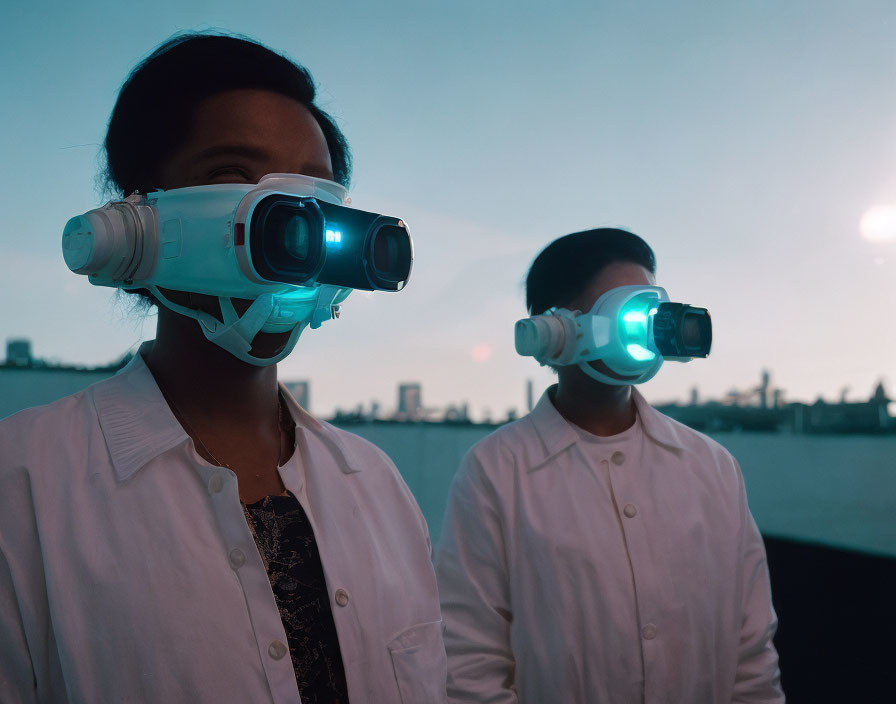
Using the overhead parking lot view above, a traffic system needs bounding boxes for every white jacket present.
[0,348,447,703]
[435,386,783,703]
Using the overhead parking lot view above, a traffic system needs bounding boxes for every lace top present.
[243,492,350,703]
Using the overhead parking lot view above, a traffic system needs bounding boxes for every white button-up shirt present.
[435,387,783,703]
[0,349,447,703]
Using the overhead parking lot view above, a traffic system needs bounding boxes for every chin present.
[586,361,639,383]
[248,330,293,359]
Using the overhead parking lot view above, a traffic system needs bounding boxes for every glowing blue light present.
[276,287,318,302]
[622,311,648,324]
[325,228,342,244]
[626,343,656,361]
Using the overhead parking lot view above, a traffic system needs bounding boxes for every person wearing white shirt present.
[0,33,445,703]
[435,228,783,703]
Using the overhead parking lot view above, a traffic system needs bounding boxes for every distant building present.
[802,383,891,433]
[2,339,893,436]
[656,401,781,433]
[759,370,771,409]
[443,403,471,423]
[1,338,131,420]
[397,383,422,420]
[283,380,310,411]
[6,339,33,367]
[660,373,893,435]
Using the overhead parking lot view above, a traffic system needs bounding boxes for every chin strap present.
[577,358,664,386]
[148,286,318,367]
[308,284,344,329]
[193,294,274,357]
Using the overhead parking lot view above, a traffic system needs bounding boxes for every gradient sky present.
[2,0,895,419]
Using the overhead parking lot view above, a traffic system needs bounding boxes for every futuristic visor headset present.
[245,192,411,291]
[62,173,412,294]
[62,173,413,366]
[515,285,712,385]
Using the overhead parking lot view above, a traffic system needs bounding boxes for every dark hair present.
[103,32,352,197]
[525,228,656,315]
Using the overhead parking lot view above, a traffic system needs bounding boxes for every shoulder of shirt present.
[0,386,99,472]
[313,419,428,532]
[473,414,535,453]
[460,405,741,479]
[457,415,536,474]
[314,418,398,472]
[646,405,740,471]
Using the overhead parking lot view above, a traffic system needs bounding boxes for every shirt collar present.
[277,383,364,475]
[527,384,687,471]
[93,342,363,481]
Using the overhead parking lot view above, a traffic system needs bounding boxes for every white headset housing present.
[62,173,352,365]
[514,285,672,385]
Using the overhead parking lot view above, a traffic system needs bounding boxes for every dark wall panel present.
[764,536,896,703]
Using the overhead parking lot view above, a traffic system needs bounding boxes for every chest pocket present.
[387,620,448,704]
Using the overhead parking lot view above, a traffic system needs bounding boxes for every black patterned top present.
[243,492,350,704]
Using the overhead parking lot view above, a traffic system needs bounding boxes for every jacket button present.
[611,451,625,465]
[623,504,638,518]
[642,623,657,640]
[228,549,246,570]
[268,640,287,660]
[334,588,350,607]
[208,473,225,494]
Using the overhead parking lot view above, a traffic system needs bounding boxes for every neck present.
[552,370,636,437]
[143,307,280,430]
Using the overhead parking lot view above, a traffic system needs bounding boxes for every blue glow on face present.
[626,343,657,361]
[275,286,319,302]
[325,228,342,244]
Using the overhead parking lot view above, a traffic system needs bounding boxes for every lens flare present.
[472,344,492,363]
[860,205,896,242]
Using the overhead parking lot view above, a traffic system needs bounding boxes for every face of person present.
[154,88,336,359]
[562,260,656,384]
[158,88,334,188]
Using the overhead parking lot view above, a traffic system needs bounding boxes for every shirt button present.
[207,473,225,494]
[334,588,350,607]
[642,623,657,640]
[611,451,626,465]
[228,548,246,570]
[623,504,638,518]
[268,640,287,660]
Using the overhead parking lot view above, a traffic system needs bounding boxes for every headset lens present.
[372,225,412,283]
[679,309,712,356]
[249,196,325,284]
[653,303,712,358]
[681,315,703,349]
[314,201,413,291]
[283,216,311,262]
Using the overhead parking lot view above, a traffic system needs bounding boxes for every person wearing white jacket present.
[0,33,445,703]
[435,228,783,703]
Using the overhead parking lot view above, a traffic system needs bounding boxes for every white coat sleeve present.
[0,547,38,704]
[434,448,518,704]
[732,462,786,703]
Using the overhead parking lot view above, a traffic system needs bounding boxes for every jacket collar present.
[527,384,687,471]
[278,383,364,475]
[93,342,363,481]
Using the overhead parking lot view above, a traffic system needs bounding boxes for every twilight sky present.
[2,0,895,419]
